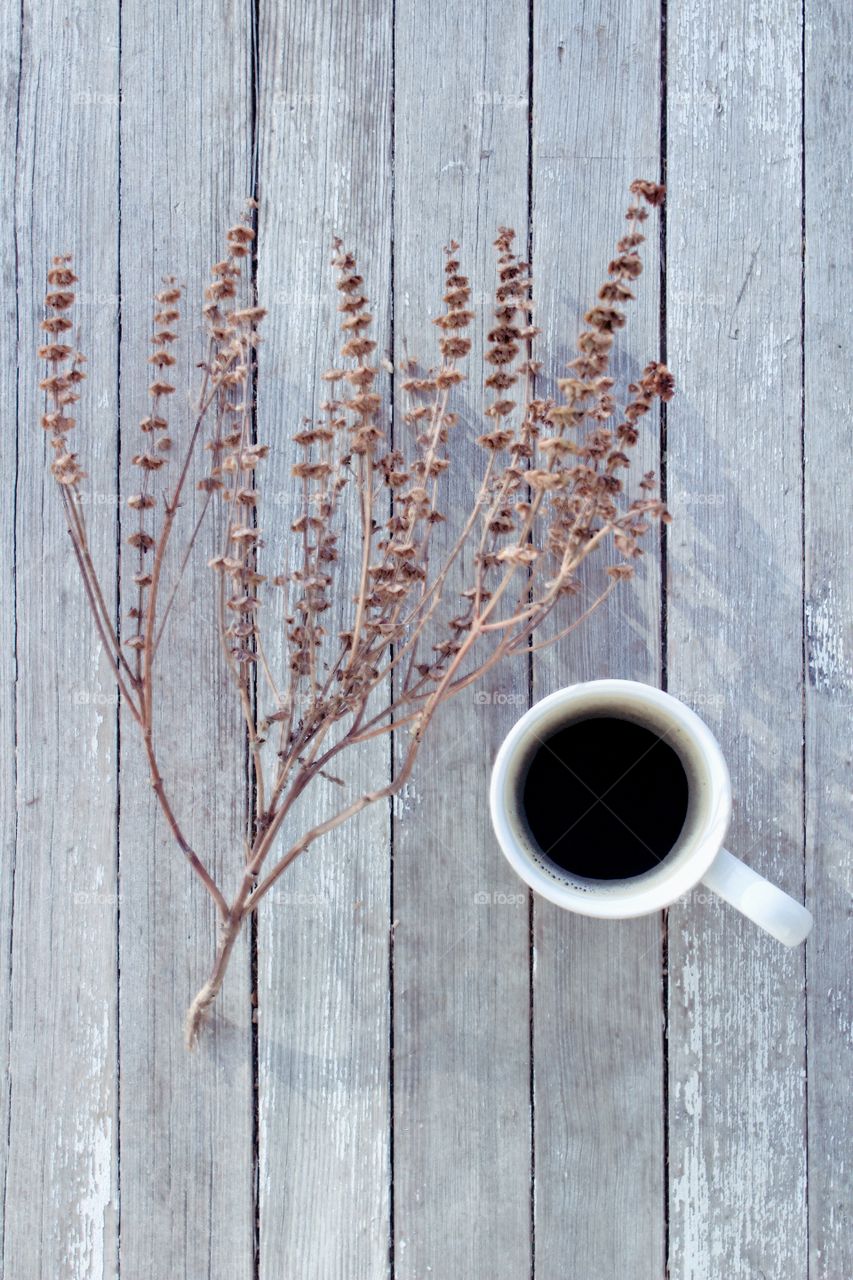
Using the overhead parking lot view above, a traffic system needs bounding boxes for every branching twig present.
[38,181,673,1048]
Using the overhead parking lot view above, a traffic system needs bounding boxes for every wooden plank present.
[116,3,254,1274]
[6,2,121,1275]
[255,4,393,1275]
[804,4,853,1275]
[666,2,808,1275]
[0,2,21,1268]
[530,3,665,1277]
[390,3,533,1276]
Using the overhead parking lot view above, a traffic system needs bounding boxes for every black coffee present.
[521,715,689,880]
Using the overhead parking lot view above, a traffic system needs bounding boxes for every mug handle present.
[700,848,813,946]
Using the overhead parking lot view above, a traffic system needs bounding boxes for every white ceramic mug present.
[489,679,812,946]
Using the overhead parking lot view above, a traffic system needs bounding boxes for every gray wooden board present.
[804,2,853,1276]
[116,3,255,1276]
[666,1,809,1275]
[530,3,666,1277]
[3,0,851,1275]
[391,1,533,1276]
[0,0,20,1271]
[7,2,121,1276]
[255,3,394,1276]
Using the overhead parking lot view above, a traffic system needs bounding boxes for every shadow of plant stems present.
[37,182,672,1047]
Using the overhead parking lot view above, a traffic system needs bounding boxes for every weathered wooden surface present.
[804,3,853,1277]
[3,1,848,1277]
[666,2,809,1276]
[256,4,393,1277]
[392,2,532,1276]
[6,4,120,1277]
[0,2,19,1272]
[116,3,255,1276]
[530,2,665,1276]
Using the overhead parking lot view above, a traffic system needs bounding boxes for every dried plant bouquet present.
[38,180,673,1046]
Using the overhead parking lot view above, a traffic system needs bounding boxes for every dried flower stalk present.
[38,181,673,1046]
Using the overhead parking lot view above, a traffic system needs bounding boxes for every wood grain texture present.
[116,3,254,1275]
[391,1,532,1276]
[666,2,808,1275]
[3,1,852,1276]
[0,1,21,1267]
[529,3,665,1278]
[804,3,853,1276]
[6,2,121,1276]
[255,3,393,1275]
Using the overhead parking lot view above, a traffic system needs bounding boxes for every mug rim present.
[489,678,732,917]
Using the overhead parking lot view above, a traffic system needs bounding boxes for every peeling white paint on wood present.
[806,583,852,695]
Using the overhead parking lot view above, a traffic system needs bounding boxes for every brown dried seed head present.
[484,343,519,366]
[346,392,381,416]
[205,280,237,302]
[341,312,373,332]
[292,460,332,480]
[526,469,567,492]
[341,337,376,358]
[132,453,166,471]
[584,305,626,332]
[484,399,517,418]
[229,526,260,544]
[39,374,70,394]
[540,436,580,458]
[608,253,643,280]
[629,179,666,207]
[477,429,514,452]
[344,364,377,389]
[127,531,156,550]
[41,315,73,334]
[226,225,255,245]
[496,545,539,567]
[434,310,474,331]
[331,249,357,271]
[41,412,75,433]
[38,343,72,362]
[338,294,369,314]
[598,281,635,303]
[47,267,78,287]
[337,273,364,295]
[438,336,471,358]
[231,306,268,325]
[485,370,517,391]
